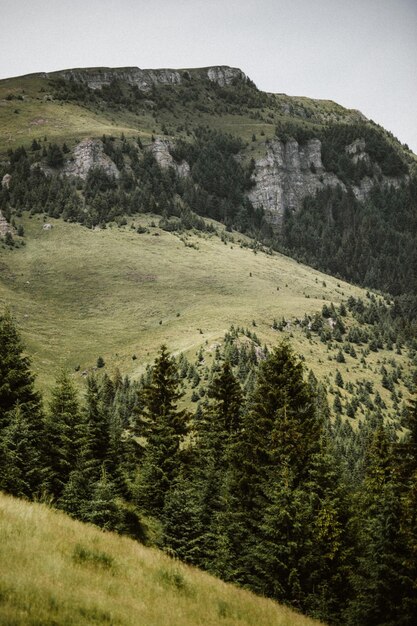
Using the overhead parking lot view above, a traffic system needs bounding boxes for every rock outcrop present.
[46,67,182,91]
[0,210,12,236]
[249,137,406,225]
[206,66,247,86]
[248,139,343,226]
[1,174,11,189]
[150,138,190,178]
[63,139,119,180]
[44,65,246,91]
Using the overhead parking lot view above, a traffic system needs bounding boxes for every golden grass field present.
[0,492,325,626]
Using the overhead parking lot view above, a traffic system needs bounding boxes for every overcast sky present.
[1,0,416,152]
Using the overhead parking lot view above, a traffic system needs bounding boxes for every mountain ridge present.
[0,63,416,304]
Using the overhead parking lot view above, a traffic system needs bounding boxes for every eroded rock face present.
[206,66,247,86]
[44,67,182,91]
[249,137,407,225]
[63,139,119,180]
[0,210,12,236]
[44,65,247,92]
[150,138,190,178]
[248,139,344,225]
[346,138,371,166]
[1,174,11,189]
[351,174,406,203]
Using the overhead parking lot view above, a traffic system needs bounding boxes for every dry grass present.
[0,492,324,626]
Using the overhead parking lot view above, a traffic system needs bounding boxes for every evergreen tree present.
[45,370,82,499]
[218,342,321,587]
[136,346,188,515]
[0,311,46,496]
[0,404,41,498]
[85,473,123,531]
[346,425,406,625]
[163,362,243,568]
[400,393,417,474]
[399,468,417,622]
[82,374,111,479]
[59,468,90,520]
[0,310,42,430]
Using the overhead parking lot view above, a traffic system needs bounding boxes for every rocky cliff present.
[62,139,120,180]
[249,137,407,225]
[150,138,190,178]
[43,65,246,91]
[248,139,342,225]
[0,209,12,236]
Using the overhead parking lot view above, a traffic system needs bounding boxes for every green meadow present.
[0,213,410,426]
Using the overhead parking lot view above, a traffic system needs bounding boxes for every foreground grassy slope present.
[0,492,324,626]
[0,213,364,388]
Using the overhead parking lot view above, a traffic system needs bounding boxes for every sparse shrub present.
[72,544,114,569]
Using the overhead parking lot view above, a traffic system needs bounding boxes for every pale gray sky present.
[1,0,416,152]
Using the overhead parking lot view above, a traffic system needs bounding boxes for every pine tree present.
[218,342,321,587]
[83,374,111,479]
[400,393,417,474]
[0,404,40,497]
[85,473,123,531]
[346,424,406,625]
[45,370,82,499]
[0,310,42,430]
[59,468,90,520]
[206,361,243,437]
[136,346,188,515]
[245,341,321,482]
[163,362,244,568]
[0,311,46,497]
[396,392,417,622]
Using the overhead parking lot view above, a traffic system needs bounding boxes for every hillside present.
[0,492,324,626]
[0,209,366,385]
[1,66,417,626]
[0,212,414,432]
[1,64,416,306]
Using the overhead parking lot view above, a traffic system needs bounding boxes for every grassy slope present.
[0,492,324,626]
[0,74,146,150]
[0,212,364,387]
[0,213,411,425]
[0,70,360,152]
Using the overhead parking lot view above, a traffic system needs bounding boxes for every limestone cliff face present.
[248,138,406,225]
[63,139,119,179]
[150,138,190,178]
[206,66,247,86]
[0,209,12,236]
[248,139,343,225]
[44,65,245,91]
[46,68,182,91]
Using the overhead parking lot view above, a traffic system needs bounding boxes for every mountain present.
[0,63,416,428]
[1,64,416,303]
[1,66,417,626]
